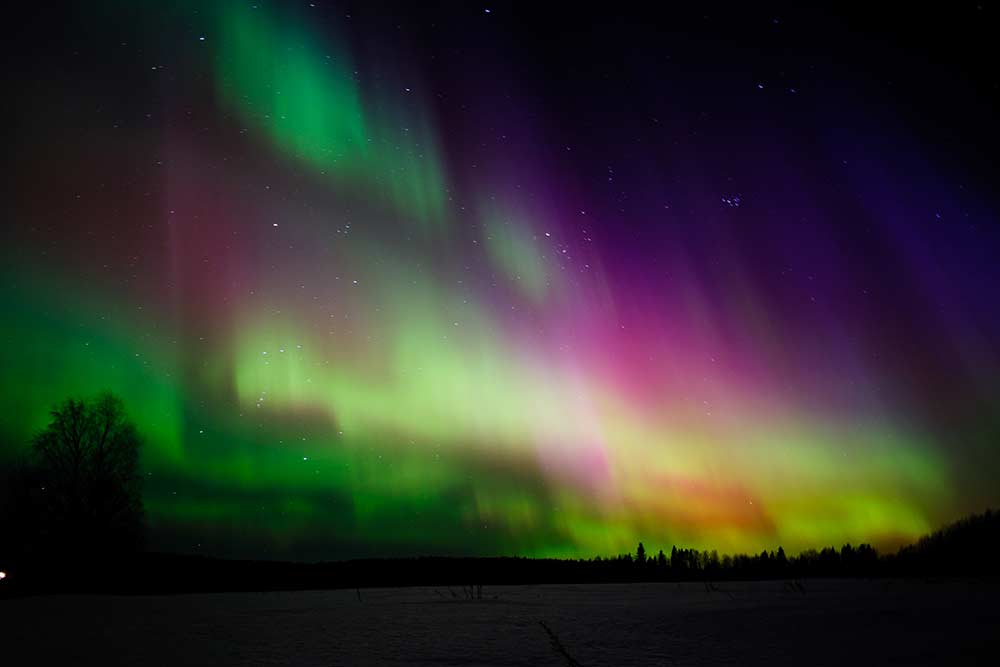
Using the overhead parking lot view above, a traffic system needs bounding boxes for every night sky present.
[3,1,998,561]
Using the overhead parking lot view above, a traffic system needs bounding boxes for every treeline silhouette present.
[1,510,996,596]
[2,394,998,596]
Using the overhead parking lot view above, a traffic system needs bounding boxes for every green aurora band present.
[3,0,997,560]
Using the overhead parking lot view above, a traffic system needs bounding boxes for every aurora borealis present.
[3,1,998,561]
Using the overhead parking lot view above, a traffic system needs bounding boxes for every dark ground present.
[1,579,996,665]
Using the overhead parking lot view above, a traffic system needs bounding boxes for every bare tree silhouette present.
[29,392,145,554]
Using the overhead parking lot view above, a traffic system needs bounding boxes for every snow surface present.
[2,580,997,665]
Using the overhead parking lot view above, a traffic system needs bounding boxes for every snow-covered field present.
[2,580,996,665]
